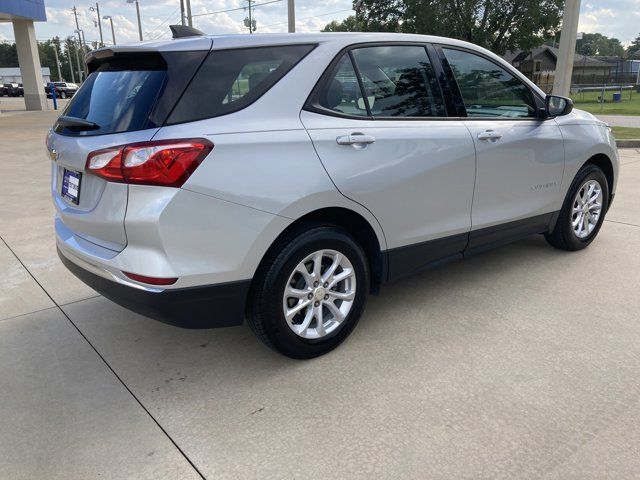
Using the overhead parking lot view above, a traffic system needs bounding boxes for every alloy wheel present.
[572,179,603,239]
[282,249,356,339]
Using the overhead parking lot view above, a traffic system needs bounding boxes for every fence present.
[532,72,640,99]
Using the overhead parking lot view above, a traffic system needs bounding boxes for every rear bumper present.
[58,247,250,329]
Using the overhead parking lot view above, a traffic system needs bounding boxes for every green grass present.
[611,126,640,140]
[571,90,640,116]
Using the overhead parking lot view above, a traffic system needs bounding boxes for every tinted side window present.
[443,48,536,118]
[351,46,446,118]
[316,53,368,116]
[168,44,315,124]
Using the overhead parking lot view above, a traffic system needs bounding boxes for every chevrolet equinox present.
[49,29,619,358]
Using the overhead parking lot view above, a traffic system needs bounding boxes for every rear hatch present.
[50,46,210,252]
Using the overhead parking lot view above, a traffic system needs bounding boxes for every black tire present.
[60,91,67,99]
[247,225,370,359]
[545,164,609,251]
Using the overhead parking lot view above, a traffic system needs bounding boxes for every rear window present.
[167,44,315,124]
[55,51,207,136]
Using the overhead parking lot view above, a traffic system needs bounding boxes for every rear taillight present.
[86,138,213,187]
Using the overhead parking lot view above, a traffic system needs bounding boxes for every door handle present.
[336,134,376,146]
[477,130,503,141]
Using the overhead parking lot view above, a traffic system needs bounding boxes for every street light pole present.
[186,0,193,27]
[103,16,116,45]
[68,36,82,83]
[53,39,62,81]
[127,0,143,41]
[287,0,295,33]
[95,3,104,47]
[66,41,76,84]
[553,0,582,97]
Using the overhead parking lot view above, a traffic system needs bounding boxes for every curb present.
[616,140,640,148]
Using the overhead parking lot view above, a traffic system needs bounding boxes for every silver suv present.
[49,31,619,358]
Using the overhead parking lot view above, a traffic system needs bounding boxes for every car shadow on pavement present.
[62,233,567,375]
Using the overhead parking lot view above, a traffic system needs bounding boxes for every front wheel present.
[60,91,67,99]
[546,164,609,251]
[247,226,369,359]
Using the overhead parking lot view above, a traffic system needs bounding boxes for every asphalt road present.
[1,110,640,479]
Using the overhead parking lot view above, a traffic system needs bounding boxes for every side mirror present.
[545,95,574,118]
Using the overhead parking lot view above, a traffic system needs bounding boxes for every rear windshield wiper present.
[57,116,100,131]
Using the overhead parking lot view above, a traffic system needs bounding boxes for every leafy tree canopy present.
[322,0,564,55]
[628,34,640,58]
[576,33,625,57]
[0,37,90,82]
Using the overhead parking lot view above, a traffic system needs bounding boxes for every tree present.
[323,17,358,32]
[0,42,18,67]
[0,37,78,81]
[628,34,640,58]
[323,0,564,55]
[576,33,625,57]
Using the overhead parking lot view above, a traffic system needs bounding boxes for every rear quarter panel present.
[153,40,388,251]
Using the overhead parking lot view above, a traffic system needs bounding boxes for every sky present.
[0,0,355,44]
[0,0,639,46]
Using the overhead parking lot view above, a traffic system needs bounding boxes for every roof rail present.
[169,24,205,39]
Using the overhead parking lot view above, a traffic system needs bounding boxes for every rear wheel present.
[60,91,67,99]
[247,226,369,359]
[546,164,609,251]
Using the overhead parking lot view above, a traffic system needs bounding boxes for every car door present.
[438,46,565,252]
[300,44,477,279]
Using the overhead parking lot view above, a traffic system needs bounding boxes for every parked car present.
[45,82,79,98]
[1,83,21,97]
[49,31,619,358]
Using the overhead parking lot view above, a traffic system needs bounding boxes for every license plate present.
[62,169,81,205]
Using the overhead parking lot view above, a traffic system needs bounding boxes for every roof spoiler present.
[170,24,205,39]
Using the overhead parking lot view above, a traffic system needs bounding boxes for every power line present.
[146,6,181,38]
[261,8,352,28]
[191,0,282,18]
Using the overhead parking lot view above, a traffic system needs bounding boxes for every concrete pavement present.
[2,111,640,479]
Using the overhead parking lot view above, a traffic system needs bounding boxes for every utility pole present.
[180,0,185,25]
[244,0,256,34]
[354,0,363,31]
[53,39,62,81]
[72,6,83,51]
[287,0,295,33]
[186,0,193,27]
[103,15,116,45]
[95,3,104,47]
[553,0,581,97]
